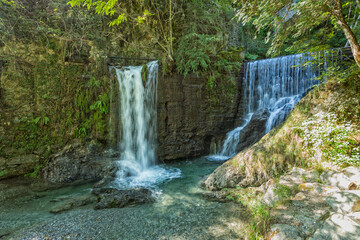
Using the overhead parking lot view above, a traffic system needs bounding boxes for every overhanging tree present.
[235,0,360,68]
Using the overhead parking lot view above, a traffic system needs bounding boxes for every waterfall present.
[210,53,322,161]
[110,61,180,189]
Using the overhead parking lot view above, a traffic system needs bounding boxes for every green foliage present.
[235,0,360,56]
[13,115,53,153]
[226,188,271,239]
[24,165,43,178]
[0,170,9,177]
[274,184,293,200]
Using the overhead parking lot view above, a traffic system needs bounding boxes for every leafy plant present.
[24,165,43,178]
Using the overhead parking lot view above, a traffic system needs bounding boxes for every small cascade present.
[210,53,323,160]
[110,61,181,189]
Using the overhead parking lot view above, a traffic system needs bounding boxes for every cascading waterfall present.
[110,61,180,189]
[211,53,323,160]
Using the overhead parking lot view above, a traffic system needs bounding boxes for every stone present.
[235,108,270,152]
[347,212,360,222]
[320,171,355,190]
[0,229,11,239]
[0,157,5,171]
[278,174,303,188]
[42,141,117,184]
[93,176,114,189]
[157,74,239,161]
[7,154,39,166]
[263,184,280,207]
[303,170,320,182]
[94,188,155,209]
[342,166,360,185]
[288,167,307,176]
[1,154,39,178]
[293,192,307,201]
[309,213,360,240]
[326,191,360,213]
[268,224,303,240]
[201,191,232,203]
[50,195,96,213]
[298,183,315,192]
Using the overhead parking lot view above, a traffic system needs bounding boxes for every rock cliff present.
[157,74,241,160]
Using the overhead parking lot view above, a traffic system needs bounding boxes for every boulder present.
[326,191,360,213]
[309,213,360,240]
[42,141,117,184]
[342,166,360,186]
[235,108,270,152]
[0,154,39,179]
[0,157,5,171]
[263,184,280,207]
[268,224,303,240]
[320,171,357,190]
[50,195,96,214]
[347,212,360,222]
[93,188,155,209]
[298,183,315,192]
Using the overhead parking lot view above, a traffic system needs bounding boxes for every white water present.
[111,61,181,189]
[211,53,322,160]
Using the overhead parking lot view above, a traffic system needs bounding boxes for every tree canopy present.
[235,0,360,67]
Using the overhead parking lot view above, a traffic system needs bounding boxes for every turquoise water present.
[1,158,248,239]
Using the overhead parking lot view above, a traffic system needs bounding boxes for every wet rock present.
[42,141,117,184]
[309,213,360,240]
[235,108,270,152]
[0,229,11,239]
[94,188,155,209]
[157,74,239,161]
[326,191,360,213]
[93,177,115,189]
[103,149,121,158]
[268,224,303,240]
[201,191,232,203]
[0,157,5,171]
[0,154,40,179]
[320,170,356,190]
[0,184,33,202]
[50,195,96,214]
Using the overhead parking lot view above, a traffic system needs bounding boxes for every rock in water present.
[93,188,155,209]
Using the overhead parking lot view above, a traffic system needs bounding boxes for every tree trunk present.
[333,0,360,68]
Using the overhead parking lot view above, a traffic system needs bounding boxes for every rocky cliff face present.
[157,74,242,161]
[204,82,360,190]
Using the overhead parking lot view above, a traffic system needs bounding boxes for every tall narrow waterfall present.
[111,61,180,189]
[115,61,158,170]
[211,53,321,160]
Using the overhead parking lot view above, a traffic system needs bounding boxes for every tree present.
[235,0,360,68]
[67,0,176,60]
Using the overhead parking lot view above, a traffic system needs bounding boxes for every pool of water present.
[1,157,249,240]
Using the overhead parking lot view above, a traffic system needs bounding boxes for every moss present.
[0,170,9,178]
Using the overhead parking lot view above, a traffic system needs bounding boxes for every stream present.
[0,157,249,240]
